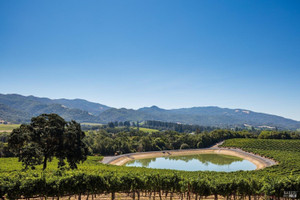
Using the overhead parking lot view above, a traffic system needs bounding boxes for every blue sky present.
[0,0,299,121]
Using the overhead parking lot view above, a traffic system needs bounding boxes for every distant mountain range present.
[0,93,299,130]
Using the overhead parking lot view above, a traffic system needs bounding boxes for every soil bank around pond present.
[101,144,277,170]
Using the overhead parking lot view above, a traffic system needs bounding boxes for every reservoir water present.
[125,154,257,172]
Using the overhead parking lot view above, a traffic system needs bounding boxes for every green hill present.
[0,94,299,130]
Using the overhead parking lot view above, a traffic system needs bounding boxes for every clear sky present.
[0,0,299,121]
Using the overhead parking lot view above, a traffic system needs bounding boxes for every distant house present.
[0,119,8,124]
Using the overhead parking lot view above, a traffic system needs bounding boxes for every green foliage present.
[84,129,252,155]
[143,120,217,133]
[18,142,43,169]
[8,114,88,170]
[221,138,300,152]
[63,120,89,169]
[0,139,300,199]
[1,128,300,199]
[258,130,300,139]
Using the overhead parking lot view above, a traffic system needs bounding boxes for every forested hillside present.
[97,106,300,129]
[1,94,300,130]
[0,94,108,123]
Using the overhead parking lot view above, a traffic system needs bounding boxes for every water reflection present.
[125,154,256,172]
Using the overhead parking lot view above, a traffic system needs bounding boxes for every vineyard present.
[1,139,300,199]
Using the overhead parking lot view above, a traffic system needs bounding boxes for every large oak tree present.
[8,113,88,170]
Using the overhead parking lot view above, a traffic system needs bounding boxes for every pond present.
[124,154,257,172]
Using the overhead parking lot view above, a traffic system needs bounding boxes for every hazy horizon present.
[1,1,300,120]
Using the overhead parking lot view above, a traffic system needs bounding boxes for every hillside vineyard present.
[1,137,300,199]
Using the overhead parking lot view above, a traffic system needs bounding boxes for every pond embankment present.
[101,142,277,170]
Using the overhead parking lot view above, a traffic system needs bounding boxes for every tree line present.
[1,118,299,159]
[143,120,218,133]
[84,129,254,156]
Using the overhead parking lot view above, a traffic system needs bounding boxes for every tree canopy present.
[8,113,88,170]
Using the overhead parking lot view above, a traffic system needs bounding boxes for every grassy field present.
[133,127,159,133]
[0,124,20,132]
[0,156,103,172]
[81,122,102,126]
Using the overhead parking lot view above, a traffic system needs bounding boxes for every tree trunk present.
[111,192,115,200]
[137,191,140,200]
[43,155,47,170]
[214,194,218,200]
